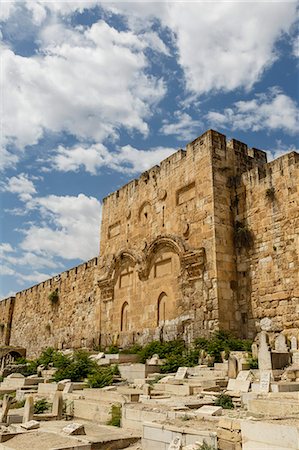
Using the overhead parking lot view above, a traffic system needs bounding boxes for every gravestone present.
[52,391,63,420]
[237,371,251,381]
[175,367,187,380]
[258,331,272,371]
[63,382,73,394]
[260,317,272,331]
[168,436,182,450]
[259,371,271,393]
[292,351,299,365]
[0,395,13,423]
[275,334,288,353]
[23,395,34,423]
[143,384,151,396]
[228,356,238,379]
[291,336,298,352]
[227,379,250,393]
[251,343,258,359]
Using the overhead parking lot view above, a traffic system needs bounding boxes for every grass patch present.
[107,404,121,427]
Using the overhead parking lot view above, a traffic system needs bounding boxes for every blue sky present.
[0,1,298,299]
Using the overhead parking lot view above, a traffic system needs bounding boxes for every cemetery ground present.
[0,331,298,449]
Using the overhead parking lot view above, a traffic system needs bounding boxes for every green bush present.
[120,344,142,355]
[138,340,186,363]
[107,345,119,354]
[214,394,234,409]
[87,365,119,388]
[199,442,216,450]
[11,399,25,409]
[195,331,252,363]
[34,398,51,414]
[48,289,59,304]
[53,350,97,382]
[107,404,121,427]
[14,357,39,376]
[247,357,258,369]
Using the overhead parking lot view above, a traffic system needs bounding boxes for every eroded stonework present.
[1,130,298,357]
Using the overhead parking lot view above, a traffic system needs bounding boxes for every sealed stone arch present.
[157,292,168,325]
[121,301,129,332]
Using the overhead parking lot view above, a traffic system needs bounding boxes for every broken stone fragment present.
[20,420,40,430]
[62,422,86,435]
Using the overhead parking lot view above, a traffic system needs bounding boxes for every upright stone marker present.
[52,391,63,419]
[291,336,298,352]
[258,331,272,371]
[275,334,288,353]
[23,395,34,423]
[0,394,13,423]
[251,343,258,359]
[237,371,251,381]
[175,367,187,380]
[228,356,238,379]
[259,371,271,393]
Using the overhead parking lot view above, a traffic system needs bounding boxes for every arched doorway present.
[121,301,129,331]
[157,292,167,325]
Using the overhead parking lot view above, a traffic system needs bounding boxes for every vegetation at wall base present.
[107,404,121,427]
[34,398,52,414]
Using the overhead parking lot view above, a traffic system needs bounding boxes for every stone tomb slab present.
[196,405,222,416]
[227,379,250,393]
[175,367,188,380]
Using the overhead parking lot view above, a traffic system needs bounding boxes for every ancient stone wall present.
[8,258,100,358]
[0,297,15,346]
[98,131,216,346]
[98,130,268,346]
[0,130,297,356]
[234,151,299,339]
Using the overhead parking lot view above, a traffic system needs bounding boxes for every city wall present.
[0,130,297,357]
[8,259,101,357]
[235,151,299,341]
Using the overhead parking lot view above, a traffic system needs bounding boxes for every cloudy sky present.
[0,1,298,299]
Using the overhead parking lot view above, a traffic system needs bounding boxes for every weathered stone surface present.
[20,420,40,430]
[52,391,63,420]
[0,395,13,423]
[258,332,272,371]
[196,405,222,416]
[22,395,34,423]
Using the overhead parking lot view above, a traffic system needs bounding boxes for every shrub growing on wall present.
[48,289,59,304]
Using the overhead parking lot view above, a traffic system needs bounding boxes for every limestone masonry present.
[1,130,298,357]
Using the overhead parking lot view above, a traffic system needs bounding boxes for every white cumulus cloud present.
[1,20,166,168]
[160,111,202,141]
[104,2,297,94]
[2,173,37,201]
[206,89,299,134]
[21,194,102,261]
[52,143,176,174]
